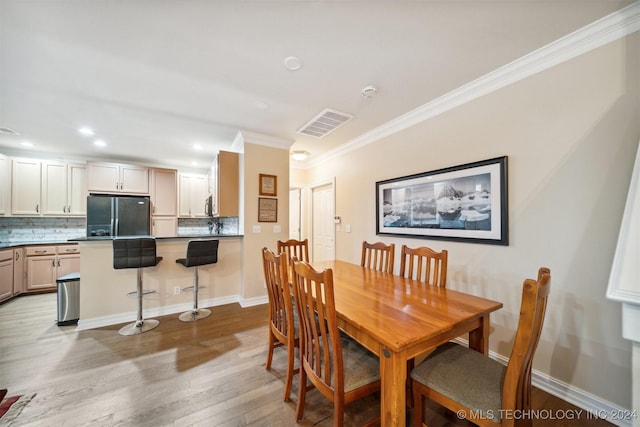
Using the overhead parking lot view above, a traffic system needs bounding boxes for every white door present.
[289,188,301,240]
[312,182,335,262]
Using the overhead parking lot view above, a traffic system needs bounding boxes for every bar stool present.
[113,237,163,336]
[176,239,219,322]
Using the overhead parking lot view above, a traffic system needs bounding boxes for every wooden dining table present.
[311,260,503,427]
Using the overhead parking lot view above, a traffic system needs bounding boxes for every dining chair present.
[277,238,310,263]
[410,267,551,427]
[399,244,448,407]
[291,258,381,426]
[399,244,448,287]
[360,240,395,274]
[261,247,299,401]
[277,238,309,277]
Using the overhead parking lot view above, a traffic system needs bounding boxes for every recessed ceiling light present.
[191,161,198,166]
[284,56,302,71]
[21,141,33,147]
[78,127,95,136]
[291,150,310,161]
[94,139,106,147]
[254,101,269,110]
[193,144,203,151]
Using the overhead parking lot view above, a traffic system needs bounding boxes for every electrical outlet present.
[173,286,181,295]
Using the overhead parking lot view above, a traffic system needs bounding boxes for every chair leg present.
[265,329,275,370]
[296,368,308,422]
[119,268,159,335]
[283,342,297,402]
[180,266,211,322]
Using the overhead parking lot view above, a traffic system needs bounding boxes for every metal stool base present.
[179,308,211,322]
[118,319,159,336]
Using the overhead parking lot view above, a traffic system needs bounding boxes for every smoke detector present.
[361,85,377,98]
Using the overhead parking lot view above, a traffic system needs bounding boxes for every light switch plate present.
[273,225,281,233]
[252,225,261,233]
[345,224,351,233]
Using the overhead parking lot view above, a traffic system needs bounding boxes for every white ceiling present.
[0,0,634,171]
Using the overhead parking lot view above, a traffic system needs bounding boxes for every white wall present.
[298,33,640,409]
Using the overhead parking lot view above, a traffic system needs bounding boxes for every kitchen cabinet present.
[209,150,239,217]
[178,173,209,217]
[41,161,87,216]
[152,216,178,237]
[87,162,149,194]
[0,153,8,215]
[0,249,13,302]
[13,248,25,295]
[26,245,80,292]
[150,168,178,236]
[11,158,41,215]
[150,168,177,216]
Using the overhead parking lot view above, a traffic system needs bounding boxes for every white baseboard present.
[76,294,241,331]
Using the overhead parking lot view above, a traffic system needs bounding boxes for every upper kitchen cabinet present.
[11,157,41,215]
[87,161,149,194]
[150,168,177,237]
[209,150,239,217]
[150,168,177,216]
[178,173,209,217]
[41,161,87,216]
[0,153,8,215]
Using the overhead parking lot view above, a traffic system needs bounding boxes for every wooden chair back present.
[503,267,551,418]
[399,245,448,287]
[291,259,344,422]
[360,241,395,273]
[261,247,298,401]
[277,238,310,263]
[291,258,380,425]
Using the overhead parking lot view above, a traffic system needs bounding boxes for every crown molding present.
[306,1,640,169]
[238,130,293,150]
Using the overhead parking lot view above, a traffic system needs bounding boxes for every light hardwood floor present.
[0,294,611,427]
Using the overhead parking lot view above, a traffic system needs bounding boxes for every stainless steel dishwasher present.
[57,272,80,325]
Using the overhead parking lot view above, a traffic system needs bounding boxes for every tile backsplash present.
[0,217,85,242]
[0,216,240,243]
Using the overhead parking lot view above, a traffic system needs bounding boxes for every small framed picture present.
[259,174,277,196]
[258,197,278,222]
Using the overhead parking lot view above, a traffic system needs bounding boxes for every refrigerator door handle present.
[115,218,119,236]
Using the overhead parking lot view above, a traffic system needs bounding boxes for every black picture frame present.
[376,156,508,245]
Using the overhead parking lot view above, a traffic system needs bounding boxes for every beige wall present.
[241,142,290,300]
[300,33,640,408]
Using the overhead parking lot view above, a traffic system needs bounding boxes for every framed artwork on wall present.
[258,197,278,222]
[259,174,277,196]
[376,156,508,245]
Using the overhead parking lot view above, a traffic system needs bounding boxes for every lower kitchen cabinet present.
[26,245,80,292]
[0,249,13,302]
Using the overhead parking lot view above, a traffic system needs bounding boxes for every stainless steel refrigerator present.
[86,194,151,237]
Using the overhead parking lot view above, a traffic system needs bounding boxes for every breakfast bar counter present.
[74,235,243,330]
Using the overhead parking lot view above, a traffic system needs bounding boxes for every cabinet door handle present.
[57,259,61,267]
[36,204,39,213]
[52,259,56,267]
[35,250,47,254]
[15,252,19,261]
[65,248,77,252]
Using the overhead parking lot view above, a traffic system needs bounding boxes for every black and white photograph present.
[376,156,508,245]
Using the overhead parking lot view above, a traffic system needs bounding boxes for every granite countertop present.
[0,234,243,248]
[0,239,81,249]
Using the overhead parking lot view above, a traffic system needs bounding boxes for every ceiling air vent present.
[0,127,20,136]
[297,108,353,138]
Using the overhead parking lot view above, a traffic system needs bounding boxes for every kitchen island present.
[73,234,243,330]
